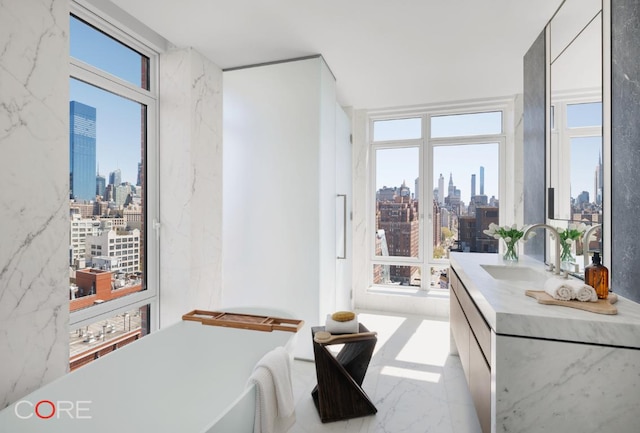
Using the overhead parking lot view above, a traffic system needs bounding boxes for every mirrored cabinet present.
[546,0,606,272]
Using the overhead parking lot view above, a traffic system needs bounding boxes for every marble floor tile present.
[290,310,482,433]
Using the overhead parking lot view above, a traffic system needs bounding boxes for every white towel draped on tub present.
[544,277,597,302]
[247,346,295,433]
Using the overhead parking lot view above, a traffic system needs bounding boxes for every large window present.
[370,109,504,290]
[68,5,158,366]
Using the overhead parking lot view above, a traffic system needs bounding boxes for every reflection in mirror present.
[549,0,602,240]
[547,220,602,276]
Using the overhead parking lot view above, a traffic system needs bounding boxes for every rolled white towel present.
[544,277,574,301]
[325,314,359,334]
[571,282,598,302]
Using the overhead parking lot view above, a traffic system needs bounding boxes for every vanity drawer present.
[450,288,471,383]
[450,268,492,367]
[469,328,491,433]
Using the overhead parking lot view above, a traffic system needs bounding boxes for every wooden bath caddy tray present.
[525,290,617,315]
[182,310,304,332]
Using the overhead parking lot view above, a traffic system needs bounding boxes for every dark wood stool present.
[311,324,377,423]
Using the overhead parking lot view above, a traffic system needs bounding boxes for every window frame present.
[549,91,602,222]
[69,2,159,331]
[368,102,508,292]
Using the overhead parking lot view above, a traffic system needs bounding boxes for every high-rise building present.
[399,180,411,198]
[114,183,132,208]
[376,196,419,285]
[594,152,603,205]
[479,166,485,195]
[69,213,101,266]
[438,173,445,205]
[109,169,122,187]
[577,191,590,206]
[96,174,106,198]
[70,101,97,202]
[377,186,398,202]
[445,173,461,211]
[137,162,143,186]
[85,228,141,274]
[471,174,476,197]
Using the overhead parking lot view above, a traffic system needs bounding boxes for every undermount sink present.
[480,264,547,282]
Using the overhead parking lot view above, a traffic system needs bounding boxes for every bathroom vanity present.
[449,252,640,433]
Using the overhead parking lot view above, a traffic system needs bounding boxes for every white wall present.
[0,0,70,407]
[159,48,224,326]
[222,57,337,359]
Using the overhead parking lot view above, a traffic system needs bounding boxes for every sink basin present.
[480,264,547,282]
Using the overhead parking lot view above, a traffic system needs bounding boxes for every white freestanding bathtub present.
[0,313,298,433]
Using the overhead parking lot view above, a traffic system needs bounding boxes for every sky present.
[70,16,145,185]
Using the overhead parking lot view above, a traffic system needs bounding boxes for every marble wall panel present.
[159,48,223,326]
[0,0,70,407]
[611,0,640,302]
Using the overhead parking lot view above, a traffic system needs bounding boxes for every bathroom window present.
[430,111,502,138]
[369,107,505,291]
[433,142,500,258]
[374,146,420,260]
[69,305,150,371]
[69,4,158,344]
[373,117,422,141]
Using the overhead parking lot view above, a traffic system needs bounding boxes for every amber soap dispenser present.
[585,251,609,299]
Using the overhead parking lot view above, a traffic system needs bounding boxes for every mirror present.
[549,0,602,221]
[548,0,603,271]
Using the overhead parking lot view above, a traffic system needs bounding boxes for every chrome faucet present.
[523,223,561,275]
[582,224,602,269]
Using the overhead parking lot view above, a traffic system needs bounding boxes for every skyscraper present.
[479,166,485,196]
[96,174,106,198]
[70,101,97,202]
[109,169,122,186]
[438,173,445,205]
[471,174,476,197]
[137,162,143,186]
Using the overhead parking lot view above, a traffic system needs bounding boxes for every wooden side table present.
[311,324,377,423]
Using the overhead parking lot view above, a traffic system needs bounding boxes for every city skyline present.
[69,82,142,188]
[376,143,500,205]
[70,16,145,188]
[376,141,602,206]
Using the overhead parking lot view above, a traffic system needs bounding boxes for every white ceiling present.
[110,0,563,110]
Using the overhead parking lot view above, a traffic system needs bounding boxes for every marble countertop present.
[449,252,640,349]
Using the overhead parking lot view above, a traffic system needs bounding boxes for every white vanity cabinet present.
[449,252,640,433]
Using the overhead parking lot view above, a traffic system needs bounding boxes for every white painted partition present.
[223,56,344,359]
[0,320,295,432]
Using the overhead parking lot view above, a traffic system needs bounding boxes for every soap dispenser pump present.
[585,251,609,299]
